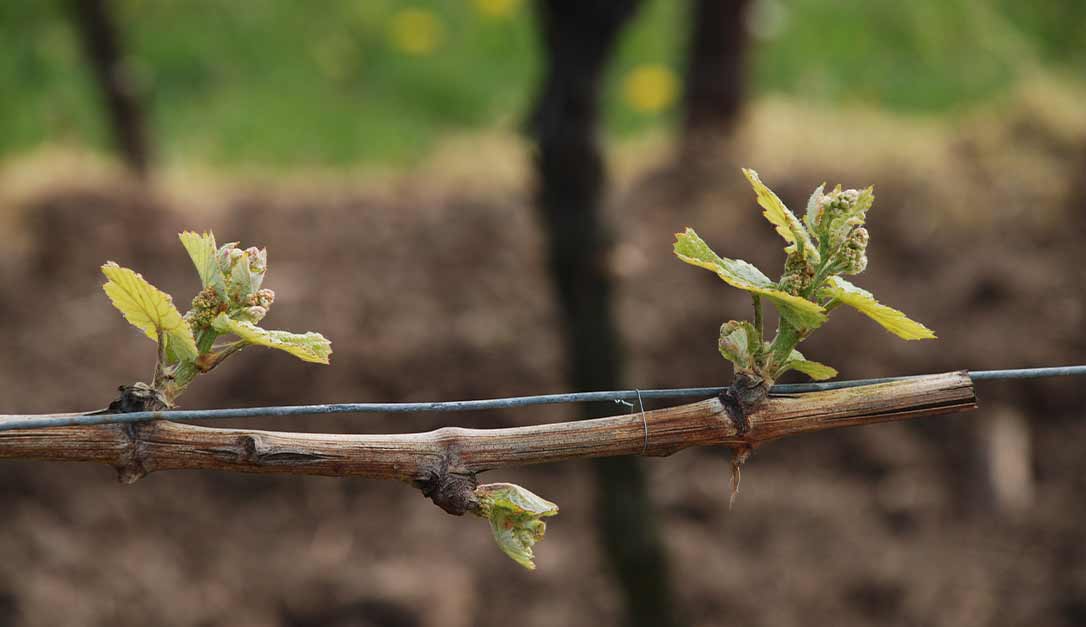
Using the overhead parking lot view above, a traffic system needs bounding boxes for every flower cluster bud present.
[248,288,275,308]
[839,226,869,275]
[237,306,267,324]
[213,243,270,307]
[237,288,276,323]
[185,286,225,329]
[813,187,872,248]
[816,188,861,222]
[808,184,873,278]
[778,252,816,296]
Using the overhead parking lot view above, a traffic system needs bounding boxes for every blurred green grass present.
[2,0,1084,168]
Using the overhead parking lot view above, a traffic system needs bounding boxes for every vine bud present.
[186,286,225,329]
[216,243,239,276]
[778,252,815,295]
[246,288,276,309]
[839,226,869,275]
[237,305,268,324]
[256,288,275,307]
[813,187,872,250]
[246,247,268,290]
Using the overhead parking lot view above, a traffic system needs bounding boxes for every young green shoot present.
[101,232,560,569]
[675,169,936,502]
[675,169,935,396]
[101,231,333,408]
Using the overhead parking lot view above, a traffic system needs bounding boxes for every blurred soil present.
[0,94,1085,626]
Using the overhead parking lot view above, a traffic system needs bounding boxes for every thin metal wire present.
[635,389,648,455]
[0,365,1083,432]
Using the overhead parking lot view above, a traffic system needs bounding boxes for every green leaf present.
[227,249,255,302]
[820,276,936,340]
[474,483,559,570]
[101,262,199,362]
[674,228,827,329]
[179,231,225,296]
[848,187,875,221]
[246,247,268,292]
[674,227,773,285]
[778,349,838,380]
[772,300,828,331]
[211,313,332,364]
[742,168,819,262]
[804,183,826,234]
[718,321,761,372]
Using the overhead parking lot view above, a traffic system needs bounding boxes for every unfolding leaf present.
[845,187,875,222]
[719,320,762,372]
[821,276,936,340]
[101,262,198,362]
[246,247,268,292]
[474,483,559,570]
[179,231,225,296]
[227,249,255,302]
[777,349,838,380]
[674,228,827,329]
[211,313,332,364]
[742,168,819,262]
[674,227,773,285]
[216,242,239,277]
[815,186,875,249]
[803,183,826,234]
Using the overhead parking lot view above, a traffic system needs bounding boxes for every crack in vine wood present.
[0,372,977,515]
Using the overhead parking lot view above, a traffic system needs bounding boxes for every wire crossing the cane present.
[0,365,1082,432]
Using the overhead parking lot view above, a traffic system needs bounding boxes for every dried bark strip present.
[0,372,975,486]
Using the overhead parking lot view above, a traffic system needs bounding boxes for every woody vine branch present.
[0,168,947,569]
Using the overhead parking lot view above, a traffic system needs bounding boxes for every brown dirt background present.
[1,94,1084,626]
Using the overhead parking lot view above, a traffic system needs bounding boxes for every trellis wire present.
[0,365,1083,432]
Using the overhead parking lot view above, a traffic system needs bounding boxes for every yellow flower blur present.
[389,8,444,56]
[622,64,679,114]
[473,0,521,17]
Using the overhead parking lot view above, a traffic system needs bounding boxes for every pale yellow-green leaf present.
[779,349,838,380]
[789,359,838,380]
[674,228,827,329]
[742,168,819,262]
[211,313,332,364]
[228,249,255,301]
[804,183,826,234]
[821,276,936,340]
[718,320,761,372]
[178,231,224,294]
[101,262,199,362]
[474,483,559,570]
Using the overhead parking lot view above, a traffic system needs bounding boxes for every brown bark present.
[0,372,976,487]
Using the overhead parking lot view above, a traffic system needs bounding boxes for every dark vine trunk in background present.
[681,0,752,163]
[68,0,153,177]
[529,2,682,626]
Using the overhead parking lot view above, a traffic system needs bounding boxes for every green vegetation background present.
[2,0,1084,168]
